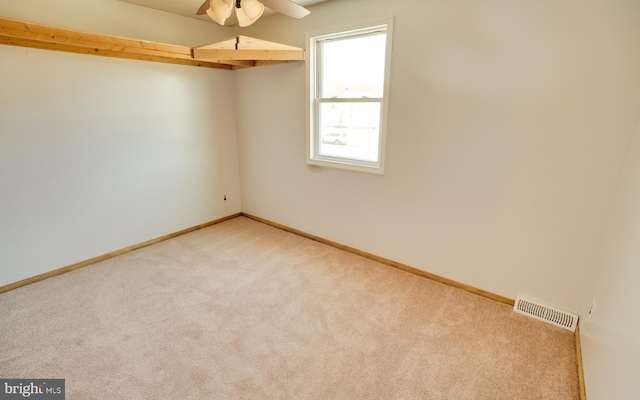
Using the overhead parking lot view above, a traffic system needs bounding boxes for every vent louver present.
[513,296,578,332]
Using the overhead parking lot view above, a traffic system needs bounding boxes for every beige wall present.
[580,123,640,399]
[0,1,241,286]
[236,0,640,315]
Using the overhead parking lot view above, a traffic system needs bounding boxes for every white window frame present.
[306,17,394,175]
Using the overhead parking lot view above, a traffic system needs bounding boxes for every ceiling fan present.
[197,0,310,27]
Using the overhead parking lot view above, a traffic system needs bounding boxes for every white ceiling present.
[118,0,330,25]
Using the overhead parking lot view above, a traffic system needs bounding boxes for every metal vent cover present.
[513,296,578,332]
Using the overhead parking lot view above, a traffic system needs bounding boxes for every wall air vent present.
[513,296,578,332]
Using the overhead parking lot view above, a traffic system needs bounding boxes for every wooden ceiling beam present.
[194,48,304,61]
[0,18,193,58]
[0,35,228,69]
[192,35,305,62]
[0,17,304,69]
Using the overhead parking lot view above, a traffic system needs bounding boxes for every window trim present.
[306,17,394,175]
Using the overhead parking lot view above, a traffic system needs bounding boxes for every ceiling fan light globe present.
[236,0,264,27]
[235,8,251,27]
[241,0,265,20]
[206,0,233,25]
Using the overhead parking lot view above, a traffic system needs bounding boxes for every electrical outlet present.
[588,299,596,320]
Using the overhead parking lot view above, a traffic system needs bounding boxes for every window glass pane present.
[320,33,386,99]
[318,102,381,162]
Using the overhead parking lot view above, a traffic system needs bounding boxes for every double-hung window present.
[307,18,393,174]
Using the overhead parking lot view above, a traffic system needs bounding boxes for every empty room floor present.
[0,216,579,399]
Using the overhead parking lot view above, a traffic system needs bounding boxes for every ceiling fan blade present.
[258,0,310,19]
[196,0,211,15]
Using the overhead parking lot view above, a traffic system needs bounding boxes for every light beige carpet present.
[0,216,579,399]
